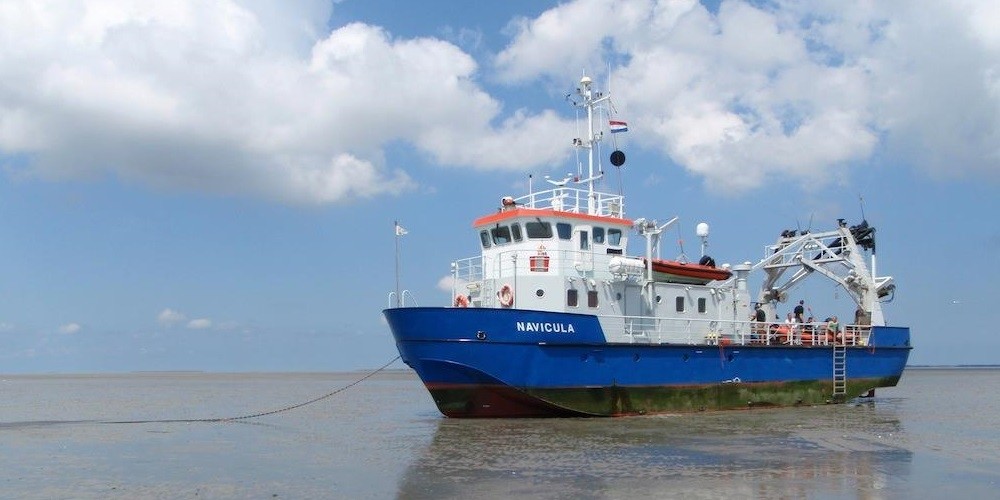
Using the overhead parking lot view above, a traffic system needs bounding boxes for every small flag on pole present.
[609,120,628,133]
[395,222,408,236]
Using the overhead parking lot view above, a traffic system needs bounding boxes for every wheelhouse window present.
[697,297,707,313]
[567,289,579,307]
[556,222,572,240]
[491,225,512,245]
[587,290,598,307]
[526,221,553,239]
[479,230,491,248]
[675,296,685,312]
[593,227,605,244]
[580,230,589,250]
[608,229,623,246]
[511,223,523,242]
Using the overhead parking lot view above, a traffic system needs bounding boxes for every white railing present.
[386,290,418,308]
[453,257,483,284]
[454,248,609,283]
[745,321,872,347]
[601,316,747,344]
[515,187,624,218]
[600,316,872,347]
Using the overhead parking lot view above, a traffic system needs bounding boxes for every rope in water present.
[102,355,401,425]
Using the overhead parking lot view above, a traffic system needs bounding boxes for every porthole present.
[536,289,544,297]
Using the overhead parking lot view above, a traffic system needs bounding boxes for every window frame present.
[491,225,513,245]
[511,223,523,242]
[567,288,579,307]
[608,228,623,246]
[526,221,553,239]
[556,222,572,240]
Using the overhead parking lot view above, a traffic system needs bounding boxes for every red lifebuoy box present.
[529,246,550,272]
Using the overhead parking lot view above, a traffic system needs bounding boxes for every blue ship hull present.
[384,307,911,417]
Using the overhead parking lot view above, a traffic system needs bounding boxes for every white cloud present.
[496,0,1000,191]
[0,322,14,332]
[0,1,572,204]
[157,308,186,327]
[187,318,213,330]
[59,323,82,334]
[4,1,997,201]
[496,0,656,83]
[437,275,456,292]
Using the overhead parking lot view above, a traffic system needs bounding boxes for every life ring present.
[454,294,469,308]
[498,284,514,307]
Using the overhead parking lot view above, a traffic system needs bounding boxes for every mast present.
[394,220,401,307]
[576,75,610,215]
[394,220,406,307]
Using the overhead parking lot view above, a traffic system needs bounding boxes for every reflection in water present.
[397,401,912,499]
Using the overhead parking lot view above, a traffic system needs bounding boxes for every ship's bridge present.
[451,186,633,309]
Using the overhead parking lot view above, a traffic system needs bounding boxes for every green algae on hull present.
[428,376,902,417]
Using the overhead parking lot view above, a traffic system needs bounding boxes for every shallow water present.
[1,368,997,499]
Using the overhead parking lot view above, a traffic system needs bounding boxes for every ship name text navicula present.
[516,322,576,334]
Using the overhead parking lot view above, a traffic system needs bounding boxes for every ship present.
[383,75,910,418]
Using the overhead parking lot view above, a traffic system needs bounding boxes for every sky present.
[1,0,998,373]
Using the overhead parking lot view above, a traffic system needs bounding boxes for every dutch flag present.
[609,120,628,133]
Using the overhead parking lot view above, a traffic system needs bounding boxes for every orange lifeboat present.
[644,257,732,285]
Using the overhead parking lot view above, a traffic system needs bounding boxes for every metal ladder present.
[832,344,847,401]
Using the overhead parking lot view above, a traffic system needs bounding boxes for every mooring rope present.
[102,355,400,425]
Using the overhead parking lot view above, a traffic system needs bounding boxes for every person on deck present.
[793,300,807,323]
[802,316,817,344]
[826,316,841,343]
[777,312,796,344]
[752,303,767,342]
